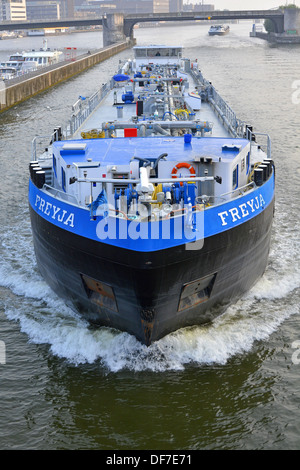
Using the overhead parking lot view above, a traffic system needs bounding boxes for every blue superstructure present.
[29,170,274,251]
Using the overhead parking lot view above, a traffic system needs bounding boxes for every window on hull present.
[61,167,66,192]
[232,165,238,190]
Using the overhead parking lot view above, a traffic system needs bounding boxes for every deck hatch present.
[178,273,216,311]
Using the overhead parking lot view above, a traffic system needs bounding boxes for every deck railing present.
[65,78,116,138]
[191,67,247,138]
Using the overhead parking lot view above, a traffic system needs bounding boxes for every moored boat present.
[28,45,275,346]
[22,39,62,67]
[0,41,62,81]
[0,66,18,80]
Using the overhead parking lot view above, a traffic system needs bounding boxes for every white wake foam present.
[3,271,299,372]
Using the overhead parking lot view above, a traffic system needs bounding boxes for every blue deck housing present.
[54,136,249,165]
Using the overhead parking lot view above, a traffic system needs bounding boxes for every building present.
[183,2,214,12]
[60,0,75,18]
[75,0,117,17]
[169,0,182,13]
[153,0,169,13]
[75,0,170,16]
[26,1,60,20]
[117,0,154,14]
[1,0,27,20]
[193,2,214,12]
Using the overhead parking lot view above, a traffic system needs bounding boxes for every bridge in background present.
[0,9,291,45]
[124,10,285,36]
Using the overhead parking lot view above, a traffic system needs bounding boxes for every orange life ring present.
[171,163,196,185]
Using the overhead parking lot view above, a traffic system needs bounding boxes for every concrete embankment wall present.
[0,40,134,113]
[250,30,300,43]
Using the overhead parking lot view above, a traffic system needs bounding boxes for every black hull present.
[29,198,274,345]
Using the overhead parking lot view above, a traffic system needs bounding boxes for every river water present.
[0,23,299,451]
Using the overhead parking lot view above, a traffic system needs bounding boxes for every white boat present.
[0,52,36,79]
[209,25,230,36]
[1,58,24,73]
[0,66,18,80]
[27,30,45,37]
[0,41,62,81]
[22,39,63,68]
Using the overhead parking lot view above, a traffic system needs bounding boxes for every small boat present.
[0,53,36,80]
[209,25,230,36]
[27,30,45,37]
[0,55,25,76]
[0,66,17,80]
[28,45,275,346]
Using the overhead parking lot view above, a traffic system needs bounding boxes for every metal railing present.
[65,78,115,138]
[249,130,272,159]
[220,181,256,199]
[191,67,273,151]
[191,67,247,138]
[44,184,79,205]
[31,132,56,161]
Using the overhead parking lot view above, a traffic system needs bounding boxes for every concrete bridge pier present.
[102,13,126,47]
[284,7,300,33]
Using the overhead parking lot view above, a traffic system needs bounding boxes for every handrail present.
[220,181,255,198]
[74,176,217,184]
[190,67,247,138]
[249,130,271,158]
[31,133,55,160]
[43,184,79,205]
[65,73,122,138]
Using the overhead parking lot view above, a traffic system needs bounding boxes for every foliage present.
[278,4,300,9]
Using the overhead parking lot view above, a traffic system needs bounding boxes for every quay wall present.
[0,39,134,113]
[250,30,300,43]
